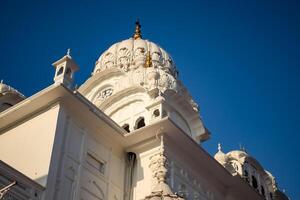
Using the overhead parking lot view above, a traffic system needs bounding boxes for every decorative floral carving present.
[143,137,184,200]
[133,47,146,69]
[158,72,177,92]
[132,69,145,86]
[162,57,177,76]
[151,52,162,68]
[150,45,162,68]
[146,69,160,91]
[102,52,115,70]
[118,47,131,72]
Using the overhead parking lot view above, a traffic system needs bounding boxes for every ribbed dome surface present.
[93,38,178,78]
[214,150,228,165]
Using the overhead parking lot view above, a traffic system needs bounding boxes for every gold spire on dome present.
[133,20,142,40]
[145,51,152,68]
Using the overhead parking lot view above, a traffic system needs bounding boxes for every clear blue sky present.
[1,0,299,198]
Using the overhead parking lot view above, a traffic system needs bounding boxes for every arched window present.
[57,67,64,76]
[153,109,160,117]
[135,117,145,130]
[252,176,258,189]
[122,124,130,133]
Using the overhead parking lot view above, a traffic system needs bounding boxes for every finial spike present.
[133,19,142,40]
[218,143,222,152]
[242,146,246,152]
[67,48,71,57]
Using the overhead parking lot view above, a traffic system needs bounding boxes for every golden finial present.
[145,51,152,68]
[133,20,142,40]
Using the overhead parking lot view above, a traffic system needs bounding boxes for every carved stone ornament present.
[102,52,115,70]
[94,38,177,79]
[118,47,131,72]
[97,88,113,100]
[143,137,185,200]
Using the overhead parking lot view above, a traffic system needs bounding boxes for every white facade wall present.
[47,105,125,200]
[0,105,60,186]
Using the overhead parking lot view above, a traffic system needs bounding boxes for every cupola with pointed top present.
[0,80,25,112]
[52,49,79,89]
[214,143,228,165]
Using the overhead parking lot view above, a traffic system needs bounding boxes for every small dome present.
[0,81,25,98]
[214,151,228,165]
[0,81,25,112]
[0,82,11,95]
[93,38,178,78]
[226,150,248,160]
[214,143,228,165]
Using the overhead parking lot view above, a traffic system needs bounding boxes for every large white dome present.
[79,22,210,143]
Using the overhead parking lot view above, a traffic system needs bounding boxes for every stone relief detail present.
[151,46,162,68]
[163,57,176,76]
[133,47,146,69]
[158,72,177,92]
[97,88,113,100]
[168,161,215,200]
[146,69,160,91]
[149,150,168,185]
[101,52,115,71]
[131,69,145,86]
[143,137,184,200]
[118,47,131,72]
